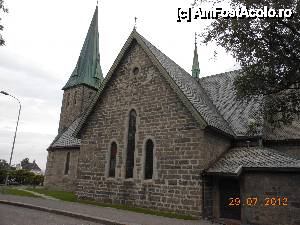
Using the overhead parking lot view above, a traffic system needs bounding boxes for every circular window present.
[133,67,139,75]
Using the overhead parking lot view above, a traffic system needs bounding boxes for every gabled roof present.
[206,147,300,176]
[21,161,41,171]
[74,29,235,137]
[199,70,300,140]
[63,6,103,90]
[49,117,81,149]
[199,71,264,137]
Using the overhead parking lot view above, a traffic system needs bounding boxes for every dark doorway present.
[219,178,241,220]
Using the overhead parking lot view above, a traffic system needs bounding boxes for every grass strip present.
[2,187,40,198]
[26,188,195,220]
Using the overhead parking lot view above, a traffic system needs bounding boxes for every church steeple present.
[192,32,200,78]
[63,6,103,90]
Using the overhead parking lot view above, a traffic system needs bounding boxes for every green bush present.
[0,169,44,186]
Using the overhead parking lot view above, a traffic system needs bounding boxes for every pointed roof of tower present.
[63,6,103,90]
[192,33,200,78]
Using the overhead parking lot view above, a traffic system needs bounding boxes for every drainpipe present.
[201,170,206,219]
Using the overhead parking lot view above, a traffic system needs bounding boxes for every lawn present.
[1,187,39,198]
[26,188,77,202]
[9,187,196,220]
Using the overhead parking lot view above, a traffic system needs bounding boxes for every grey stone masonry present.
[76,41,231,218]
[44,148,79,191]
[58,85,97,133]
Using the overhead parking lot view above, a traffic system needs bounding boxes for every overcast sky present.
[0,0,238,170]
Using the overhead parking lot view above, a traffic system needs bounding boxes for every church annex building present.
[44,6,300,225]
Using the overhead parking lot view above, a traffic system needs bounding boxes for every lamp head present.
[0,91,9,95]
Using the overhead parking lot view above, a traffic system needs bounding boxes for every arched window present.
[64,152,70,175]
[144,139,154,180]
[125,109,137,178]
[109,142,117,177]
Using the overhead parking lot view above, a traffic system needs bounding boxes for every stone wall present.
[44,148,79,191]
[58,85,97,133]
[241,171,300,225]
[76,41,231,217]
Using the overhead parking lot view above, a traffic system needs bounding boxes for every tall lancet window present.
[144,139,154,180]
[109,142,117,177]
[126,109,137,178]
[64,152,70,175]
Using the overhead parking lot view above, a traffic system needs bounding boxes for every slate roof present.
[199,70,300,140]
[21,161,41,172]
[49,117,81,149]
[206,147,300,175]
[199,71,264,137]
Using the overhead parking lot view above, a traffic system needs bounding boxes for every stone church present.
[44,5,300,225]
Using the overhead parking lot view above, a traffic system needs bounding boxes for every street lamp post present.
[0,91,21,186]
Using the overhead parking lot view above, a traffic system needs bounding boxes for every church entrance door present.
[219,178,241,220]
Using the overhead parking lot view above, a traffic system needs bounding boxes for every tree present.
[0,0,8,46]
[195,0,300,126]
[0,159,9,170]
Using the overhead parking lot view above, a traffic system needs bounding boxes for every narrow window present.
[74,91,77,105]
[64,152,70,175]
[109,142,117,177]
[144,139,154,180]
[125,109,137,178]
[66,93,70,107]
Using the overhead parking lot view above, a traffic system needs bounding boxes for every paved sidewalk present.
[0,194,220,225]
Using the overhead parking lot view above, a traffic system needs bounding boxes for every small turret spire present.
[134,17,137,30]
[192,32,200,78]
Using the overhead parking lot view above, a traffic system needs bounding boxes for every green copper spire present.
[192,32,200,78]
[63,6,103,90]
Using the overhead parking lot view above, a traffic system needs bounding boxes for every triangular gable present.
[74,30,234,137]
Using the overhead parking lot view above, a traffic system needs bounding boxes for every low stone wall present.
[76,178,203,218]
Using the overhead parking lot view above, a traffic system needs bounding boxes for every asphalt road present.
[0,203,104,225]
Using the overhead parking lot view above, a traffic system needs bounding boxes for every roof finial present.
[134,17,137,30]
[97,0,98,5]
[192,32,200,78]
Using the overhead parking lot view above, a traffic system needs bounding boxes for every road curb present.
[0,199,128,225]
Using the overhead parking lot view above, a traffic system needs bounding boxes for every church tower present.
[58,6,103,133]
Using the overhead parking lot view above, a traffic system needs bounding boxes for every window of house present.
[125,109,137,178]
[109,142,117,177]
[64,152,70,175]
[144,139,154,180]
